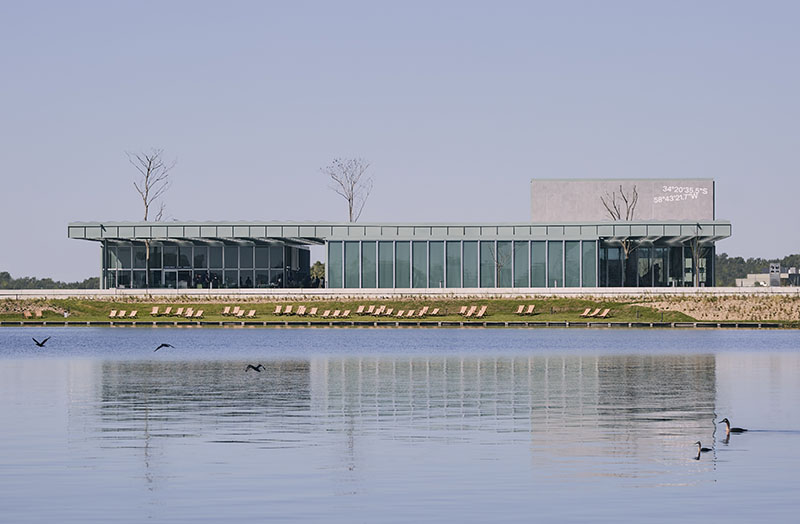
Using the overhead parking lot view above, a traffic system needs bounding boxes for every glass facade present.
[103,241,311,289]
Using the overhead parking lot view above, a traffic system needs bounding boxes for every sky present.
[1,1,798,281]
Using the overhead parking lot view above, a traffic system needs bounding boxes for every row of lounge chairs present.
[148,306,204,318]
[109,310,139,319]
[514,304,537,315]
[22,310,44,319]
[580,308,612,319]
[221,306,258,318]
[458,305,488,318]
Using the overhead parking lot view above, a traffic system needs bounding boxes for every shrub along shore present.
[1,295,799,327]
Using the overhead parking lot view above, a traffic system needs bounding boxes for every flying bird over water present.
[719,418,747,435]
[154,343,174,352]
[246,364,265,372]
[32,336,51,347]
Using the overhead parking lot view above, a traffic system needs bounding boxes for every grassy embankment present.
[3,295,799,326]
[0,296,716,324]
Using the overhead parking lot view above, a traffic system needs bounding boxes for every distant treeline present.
[0,271,99,290]
[715,253,800,286]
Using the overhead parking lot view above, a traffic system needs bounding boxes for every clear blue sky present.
[2,1,798,281]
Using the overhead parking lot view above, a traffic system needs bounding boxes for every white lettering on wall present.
[653,186,709,204]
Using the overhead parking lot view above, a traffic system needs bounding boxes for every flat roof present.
[68,220,732,244]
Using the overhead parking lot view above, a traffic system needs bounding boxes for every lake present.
[1,327,799,523]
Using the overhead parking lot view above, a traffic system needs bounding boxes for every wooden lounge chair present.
[475,305,487,319]
[184,308,194,318]
[373,305,384,316]
[117,310,127,318]
[525,304,535,315]
[231,306,241,316]
[418,306,428,317]
[284,305,293,315]
[108,310,117,318]
[384,308,393,316]
[35,310,43,318]
[579,308,592,317]
[596,308,611,319]
[24,311,33,319]
[235,309,245,318]
[150,306,160,316]
[274,305,282,315]
[221,306,231,316]
[246,310,257,318]
[514,305,525,315]
[406,310,415,317]
[296,306,307,316]
[162,306,172,316]
[464,305,477,318]
[458,305,468,316]
[366,305,375,314]
[321,310,331,318]
[193,310,204,318]
[585,308,601,318]
[341,310,351,318]
[128,310,138,318]
[355,305,365,315]
[430,308,439,316]
[396,310,405,317]
[308,307,318,316]
[174,307,184,317]
[332,310,341,318]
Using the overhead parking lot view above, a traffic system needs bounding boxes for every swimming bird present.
[695,441,712,453]
[32,336,51,347]
[154,343,174,352]
[246,364,265,372]
[719,418,747,434]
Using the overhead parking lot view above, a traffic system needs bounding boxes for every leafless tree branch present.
[322,157,373,222]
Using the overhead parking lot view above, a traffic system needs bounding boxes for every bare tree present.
[689,223,707,287]
[127,148,176,288]
[488,243,512,287]
[322,158,373,222]
[600,184,639,286]
[128,148,176,221]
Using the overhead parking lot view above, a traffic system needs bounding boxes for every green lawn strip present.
[0,297,697,323]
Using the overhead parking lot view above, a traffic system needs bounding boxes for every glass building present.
[69,220,730,289]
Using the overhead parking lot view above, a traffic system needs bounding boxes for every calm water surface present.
[1,327,799,523]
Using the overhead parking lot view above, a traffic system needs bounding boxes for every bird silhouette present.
[154,343,174,352]
[719,418,747,435]
[694,441,712,453]
[246,364,265,372]
[32,336,51,347]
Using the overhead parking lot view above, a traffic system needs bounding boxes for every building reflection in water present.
[93,354,717,483]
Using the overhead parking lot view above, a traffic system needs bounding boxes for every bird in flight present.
[154,343,174,352]
[246,364,265,372]
[32,336,51,347]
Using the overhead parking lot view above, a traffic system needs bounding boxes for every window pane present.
[361,241,377,288]
[378,242,394,288]
[344,241,360,288]
[395,242,410,288]
[270,246,283,269]
[149,270,162,288]
[607,245,622,287]
[565,241,580,287]
[653,247,668,287]
[531,241,546,287]
[480,241,495,288]
[118,246,131,269]
[255,247,269,268]
[270,270,283,287]
[428,241,444,288]
[240,246,253,269]
[117,270,131,288]
[497,241,512,287]
[133,246,147,269]
[133,270,146,288]
[239,270,254,288]
[193,246,207,268]
[327,241,343,288]
[149,245,162,269]
[107,246,119,269]
[192,271,208,288]
[163,246,177,269]
[446,241,461,288]
[412,241,427,288]
[462,241,478,287]
[208,270,222,289]
[637,246,652,287]
[224,246,238,269]
[582,241,597,287]
[178,271,191,289]
[255,270,270,288]
[223,270,238,288]
[513,241,529,287]
[177,246,191,268]
[548,241,563,287]
[209,246,222,268]
[164,271,177,289]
